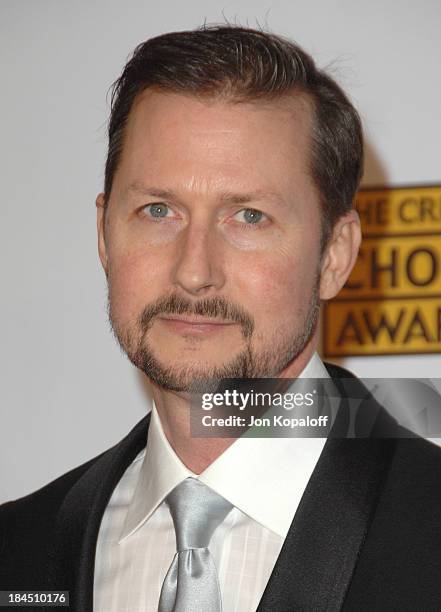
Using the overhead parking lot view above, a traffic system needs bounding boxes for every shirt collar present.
[119,351,329,542]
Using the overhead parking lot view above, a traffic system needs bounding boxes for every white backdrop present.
[1,0,440,503]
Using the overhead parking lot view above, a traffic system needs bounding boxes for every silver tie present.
[158,478,232,612]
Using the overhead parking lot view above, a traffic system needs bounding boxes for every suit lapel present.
[257,370,398,612]
[46,414,151,612]
[257,435,396,611]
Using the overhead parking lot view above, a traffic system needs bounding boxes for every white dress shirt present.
[93,352,330,612]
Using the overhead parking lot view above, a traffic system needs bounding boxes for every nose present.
[171,221,226,296]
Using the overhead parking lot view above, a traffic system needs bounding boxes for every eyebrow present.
[126,182,288,208]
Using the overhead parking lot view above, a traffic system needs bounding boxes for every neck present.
[151,340,317,473]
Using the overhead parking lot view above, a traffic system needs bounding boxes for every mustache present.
[138,294,254,338]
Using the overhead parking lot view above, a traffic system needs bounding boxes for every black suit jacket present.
[2,363,441,611]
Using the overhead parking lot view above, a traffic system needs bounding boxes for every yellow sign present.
[323,185,441,356]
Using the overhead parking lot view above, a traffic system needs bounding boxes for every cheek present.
[107,245,169,320]
[236,246,318,319]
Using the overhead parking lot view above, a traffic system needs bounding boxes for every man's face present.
[97,90,325,391]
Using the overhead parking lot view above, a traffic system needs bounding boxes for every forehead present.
[113,88,316,198]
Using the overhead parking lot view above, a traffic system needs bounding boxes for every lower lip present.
[159,318,235,334]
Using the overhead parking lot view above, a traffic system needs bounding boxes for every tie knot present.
[166,478,232,552]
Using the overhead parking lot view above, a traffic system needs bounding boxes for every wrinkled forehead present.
[112,88,317,200]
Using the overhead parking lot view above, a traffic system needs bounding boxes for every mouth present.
[157,315,237,334]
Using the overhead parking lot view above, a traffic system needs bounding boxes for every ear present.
[96,193,108,275]
[319,209,361,300]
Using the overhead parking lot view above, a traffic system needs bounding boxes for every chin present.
[132,342,253,393]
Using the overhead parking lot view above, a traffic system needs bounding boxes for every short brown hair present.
[104,25,363,245]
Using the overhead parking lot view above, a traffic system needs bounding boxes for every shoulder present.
[0,414,150,522]
[0,449,106,520]
[0,449,109,589]
[346,435,441,607]
[0,449,107,556]
[0,413,150,581]
[324,359,441,471]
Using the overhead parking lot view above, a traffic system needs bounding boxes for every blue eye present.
[147,203,169,218]
[235,208,265,224]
